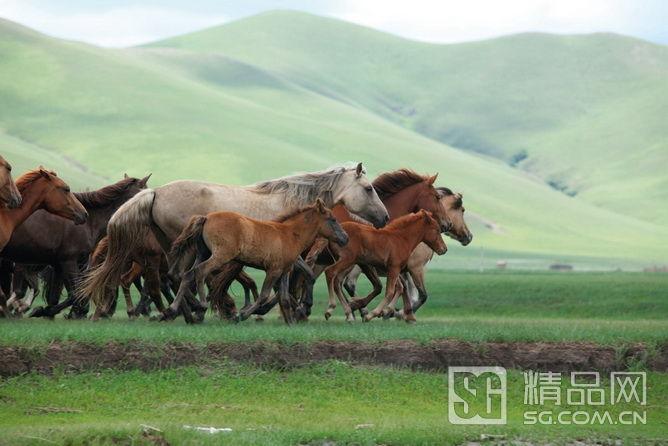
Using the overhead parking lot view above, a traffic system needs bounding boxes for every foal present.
[325,210,447,323]
[169,199,348,324]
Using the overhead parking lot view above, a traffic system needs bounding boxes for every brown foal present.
[169,199,349,324]
[325,210,447,323]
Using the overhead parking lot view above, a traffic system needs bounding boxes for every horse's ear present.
[38,167,51,180]
[123,173,129,179]
[315,198,326,213]
[428,173,438,185]
[421,209,432,221]
[356,162,363,177]
[140,173,152,187]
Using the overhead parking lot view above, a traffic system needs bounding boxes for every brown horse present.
[0,155,21,209]
[325,210,447,323]
[346,187,473,318]
[169,199,349,324]
[0,168,87,252]
[294,169,450,319]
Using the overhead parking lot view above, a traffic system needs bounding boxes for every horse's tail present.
[78,189,156,310]
[169,215,208,278]
[90,236,109,268]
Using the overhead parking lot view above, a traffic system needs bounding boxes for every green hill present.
[152,10,668,225]
[0,15,666,268]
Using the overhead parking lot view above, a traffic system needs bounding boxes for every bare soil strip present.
[1,340,666,376]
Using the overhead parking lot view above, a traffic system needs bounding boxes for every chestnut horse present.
[325,210,447,323]
[0,168,87,252]
[295,169,450,319]
[0,155,21,209]
[169,199,349,324]
[345,187,473,318]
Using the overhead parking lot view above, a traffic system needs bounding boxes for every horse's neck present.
[281,214,320,251]
[0,181,48,247]
[391,218,428,252]
[382,184,421,219]
[86,200,125,240]
[0,182,48,230]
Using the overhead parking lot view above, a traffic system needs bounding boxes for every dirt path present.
[1,340,666,376]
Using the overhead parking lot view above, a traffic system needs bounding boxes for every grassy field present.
[1,15,667,266]
[1,271,666,444]
[2,270,666,346]
[0,365,666,445]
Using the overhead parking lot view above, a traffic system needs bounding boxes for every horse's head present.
[122,173,151,198]
[413,173,452,233]
[0,155,21,209]
[334,163,389,228]
[311,199,349,246]
[418,210,447,255]
[35,169,88,225]
[437,188,472,246]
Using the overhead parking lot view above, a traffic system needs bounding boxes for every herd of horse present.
[0,155,472,324]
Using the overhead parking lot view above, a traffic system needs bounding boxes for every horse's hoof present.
[29,307,48,318]
[345,314,355,323]
[382,308,396,320]
[360,308,369,318]
[254,316,264,322]
[363,314,373,323]
[159,308,177,322]
[404,317,417,324]
[194,311,206,324]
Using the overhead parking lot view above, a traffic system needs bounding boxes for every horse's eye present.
[365,186,373,192]
[462,208,465,213]
[64,187,70,193]
[6,165,11,172]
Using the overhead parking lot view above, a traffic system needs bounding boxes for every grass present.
[2,271,666,346]
[0,364,665,445]
[1,16,667,265]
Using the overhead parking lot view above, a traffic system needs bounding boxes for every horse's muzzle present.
[74,211,89,225]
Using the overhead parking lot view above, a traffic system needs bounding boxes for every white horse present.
[80,163,389,313]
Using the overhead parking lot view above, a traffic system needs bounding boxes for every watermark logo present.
[448,366,507,425]
[448,368,647,426]
[523,371,646,425]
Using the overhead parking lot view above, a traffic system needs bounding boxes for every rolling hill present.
[152,10,668,225]
[0,13,666,268]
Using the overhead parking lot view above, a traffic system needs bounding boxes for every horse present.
[325,210,447,323]
[294,169,451,319]
[169,199,349,324]
[345,187,473,318]
[80,163,388,316]
[0,155,21,209]
[1,174,150,318]
[0,168,87,252]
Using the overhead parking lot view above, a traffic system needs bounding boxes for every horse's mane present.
[15,169,57,193]
[252,164,361,207]
[383,212,426,230]
[372,169,429,200]
[74,177,140,209]
[437,187,463,208]
[273,203,317,223]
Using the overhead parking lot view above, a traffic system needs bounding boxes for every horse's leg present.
[396,274,416,323]
[403,266,428,314]
[239,269,281,321]
[349,264,383,314]
[144,256,166,314]
[332,267,355,323]
[277,273,295,325]
[365,265,400,322]
[343,265,362,298]
[382,275,406,319]
[236,270,259,308]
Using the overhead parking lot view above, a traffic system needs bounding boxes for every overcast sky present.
[1,0,666,47]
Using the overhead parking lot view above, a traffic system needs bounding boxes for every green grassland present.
[2,271,666,346]
[0,14,667,267]
[0,365,665,445]
[152,10,668,225]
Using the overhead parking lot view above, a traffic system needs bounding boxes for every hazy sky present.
[1,0,666,47]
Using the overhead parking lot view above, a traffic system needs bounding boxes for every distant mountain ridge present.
[150,10,668,225]
[0,11,666,267]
